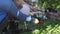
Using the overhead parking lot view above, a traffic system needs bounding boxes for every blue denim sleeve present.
[0,0,28,21]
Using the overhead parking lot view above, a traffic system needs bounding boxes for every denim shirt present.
[0,0,28,22]
[0,11,7,23]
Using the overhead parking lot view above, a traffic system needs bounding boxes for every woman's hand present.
[33,18,39,24]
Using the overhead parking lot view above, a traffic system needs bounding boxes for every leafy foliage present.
[38,0,60,9]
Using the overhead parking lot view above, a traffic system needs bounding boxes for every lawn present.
[18,20,60,34]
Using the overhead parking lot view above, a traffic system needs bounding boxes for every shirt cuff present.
[17,11,20,16]
[26,16,32,22]
[17,11,32,22]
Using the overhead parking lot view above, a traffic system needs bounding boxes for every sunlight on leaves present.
[32,29,40,34]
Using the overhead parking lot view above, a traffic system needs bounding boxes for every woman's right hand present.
[33,18,39,24]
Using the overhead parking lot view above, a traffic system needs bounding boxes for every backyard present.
[2,0,60,34]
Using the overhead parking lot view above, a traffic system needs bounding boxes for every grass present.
[18,20,60,34]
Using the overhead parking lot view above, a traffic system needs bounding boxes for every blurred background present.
[2,0,60,34]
